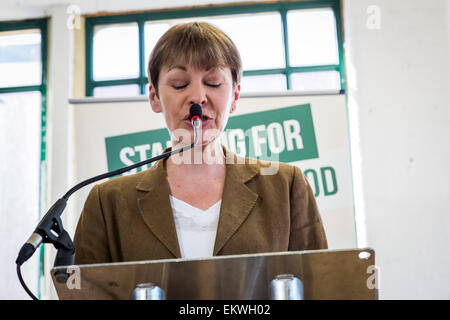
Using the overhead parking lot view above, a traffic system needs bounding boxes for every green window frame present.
[0,18,48,299]
[85,0,345,96]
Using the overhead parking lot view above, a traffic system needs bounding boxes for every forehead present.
[161,42,230,69]
[162,64,231,77]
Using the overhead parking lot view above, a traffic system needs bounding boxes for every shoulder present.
[95,170,147,192]
[90,158,165,196]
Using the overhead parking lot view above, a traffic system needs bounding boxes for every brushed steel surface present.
[52,248,376,300]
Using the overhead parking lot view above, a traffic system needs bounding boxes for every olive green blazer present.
[74,148,328,265]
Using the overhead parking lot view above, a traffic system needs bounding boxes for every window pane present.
[287,8,339,67]
[93,23,139,81]
[205,13,285,70]
[144,13,285,72]
[241,74,286,93]
[0,91,41,298]
[0,29,41,88]
[290,70,341,91]
[93,84,140,97]
[144,22,172,75]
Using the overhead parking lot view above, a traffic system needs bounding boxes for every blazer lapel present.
[136,159,181,258]
[134,146,259,258]
[213,149,259,255]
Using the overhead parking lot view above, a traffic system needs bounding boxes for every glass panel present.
[0,29,41,88]
[144,13,285,72]
[93,84,140,98]
[205,13,285,71]
[0,91,41,298]
[287,8,339,67]
[240,74,287,93]
[144,22,172,76]
[93,23,139,81]
[290,70,341,91]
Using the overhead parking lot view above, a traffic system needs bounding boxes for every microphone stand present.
[16,104,203,300]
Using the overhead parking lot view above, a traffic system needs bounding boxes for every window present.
[0,19,47,299]
[85,0,344,97]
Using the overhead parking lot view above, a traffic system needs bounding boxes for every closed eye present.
[171,82,222,89]
[206,83,222,88]
[172,84,188,90]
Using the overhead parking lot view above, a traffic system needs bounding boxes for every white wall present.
[0,0,259,21]
[43,5,76,300]
[344,0,450,299]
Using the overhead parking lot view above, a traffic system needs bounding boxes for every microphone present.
[189,103,202,145]
[16,199,67,266]
[189,103,202,123]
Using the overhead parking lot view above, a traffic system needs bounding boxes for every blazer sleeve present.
[288,165,328,251]
[73,184,112,264]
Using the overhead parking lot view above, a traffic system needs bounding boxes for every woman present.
[74,22,327,264]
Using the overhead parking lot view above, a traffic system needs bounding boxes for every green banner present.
[105,103,318,174]
[225,103,318,162]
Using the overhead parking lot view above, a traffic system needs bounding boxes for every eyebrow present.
[168,65,187,72]
[167,65,220,73]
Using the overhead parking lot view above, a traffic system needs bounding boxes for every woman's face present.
[149,64,240,147]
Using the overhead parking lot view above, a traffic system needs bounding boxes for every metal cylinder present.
[270,274,304,300]
[133,283,166,300]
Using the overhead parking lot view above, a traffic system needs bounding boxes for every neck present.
[167,140,225,175]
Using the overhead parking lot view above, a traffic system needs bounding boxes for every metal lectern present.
[51,248,377,300]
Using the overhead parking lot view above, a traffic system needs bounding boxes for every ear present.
[149,84,162,113]
[230,84,240,114]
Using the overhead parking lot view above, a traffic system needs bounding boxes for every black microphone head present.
[189,104,202,120]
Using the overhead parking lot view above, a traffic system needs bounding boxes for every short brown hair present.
[147,22,242,94]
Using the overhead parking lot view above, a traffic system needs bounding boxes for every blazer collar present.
[136,156,182,258]
[214,147,259,255]
[135,146,259,258]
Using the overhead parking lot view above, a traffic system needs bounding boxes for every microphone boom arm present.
[16,104,202,299]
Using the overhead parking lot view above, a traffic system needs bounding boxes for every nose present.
[189,80,207,106]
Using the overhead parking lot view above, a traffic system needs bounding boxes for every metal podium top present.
[51,248,377,300]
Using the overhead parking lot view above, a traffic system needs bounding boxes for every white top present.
[169,195,221,259]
